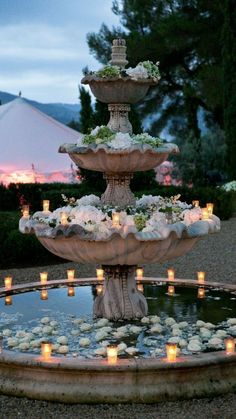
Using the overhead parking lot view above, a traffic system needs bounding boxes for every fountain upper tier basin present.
[81,76,158,103]
[20,217,219,265]
[59,143,178,173]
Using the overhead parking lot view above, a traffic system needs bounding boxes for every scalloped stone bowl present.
[81,76,157,104]
[59,144,178,173]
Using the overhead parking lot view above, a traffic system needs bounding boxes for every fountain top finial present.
[110,38,128,68]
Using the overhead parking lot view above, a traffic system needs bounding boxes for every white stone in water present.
[16,330,26,338]
[189,335,201,341]
[30,339,41,348]
[168,336,181,344]
[2,329,12,337]
[150,324,163,334]
[187,341,202,352]
[99,326,112,333]
[172,327,182,337]
[79,338,91,347]
[95,318,109,328]
[196,320,205,328]
[141,317,150,324]
[71,329,80,336]
[113,331,127,339]
[101,340,110,348]
[40,317,50,324]
[151,348,163,355]
[149,315,161,324]
[80,323,92,332]
[200,328,212,339]
[94,347,107,356]
[207,337,223,349]
[7,338,19,347]
[178,321,188,329]
[165,317,176,326]
[143,337,155,347]
[57,345,69,354]
[32,327,43,334]
[228,325,236,336]
[18,342,30,351]
[95,331,108,342]
[21,333,34,343]
[129,325,142,334]
[57,336,68,345]
[72,318,84,325]
[52,343,60,351]
[117,325,128,333]
[205,322,215,329]
[117,342,127,353]
[52,331,59,335]
[215,330,227,338]
[42,326,53,335]
[179,339,188,348]
[125,347,138,355]
[50,320,58,328]
[227,318,236,326]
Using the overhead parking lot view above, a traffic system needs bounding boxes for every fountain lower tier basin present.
[0,278,236,403]
[59,144,178,172]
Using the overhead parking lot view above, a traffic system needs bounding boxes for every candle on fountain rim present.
[167,268,175,281]
[166,342,177,362]
[197,271,205,284]
[107,345,118,365]
[42,200,50,212]
[168,285,175,296]
[5,295,12,305]
[40,289,48,300]
[225,337,235,355]
[136,268,144,281]
[192,200,199,208]
[201,207,209,220]
[112,212,120,228]
[96,268,104,281]
[4,276,12,290]
[206,203,214,215]
[60,212,68,225]
[137,283,144,293]
[96,284,103,295]
[22,205,30,218]
[67,269,75,281]
[68,286,75,297]
[197,287,205,299]
[41,341,52,360]
[40,272,48,284]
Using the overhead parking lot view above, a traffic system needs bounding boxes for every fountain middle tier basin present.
[20,217,220,265]
[59,143,179,173]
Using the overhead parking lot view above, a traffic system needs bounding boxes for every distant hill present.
[0,91,80,125]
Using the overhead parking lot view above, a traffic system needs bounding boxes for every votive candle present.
[112,212,120,228]
[96,268,104,281]
[43,200,50,212]
[197,271,205,284]
[4,276,12,290]
[225,337,235,355]
[41,341,52,360]
[107,345,118,365]
[192,200,199,208]
[22,205,30,218]
[166,342,177,362]
[60,212,68,225]
[201,208,209,220]
[197,287,205,299]
[136,268,144,281]
[67,269,75,281]
[167,268,175,281]
[206,203,214,215]
[40,272,48,284]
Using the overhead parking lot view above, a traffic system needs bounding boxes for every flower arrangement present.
[85,61,161,82]
[221,180,236,192]
[32,194,204,239]
[79,126,163,149]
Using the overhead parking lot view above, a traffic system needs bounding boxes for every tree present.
[79,86,94,133]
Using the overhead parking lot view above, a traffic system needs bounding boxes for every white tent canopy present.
[0,97,81,184]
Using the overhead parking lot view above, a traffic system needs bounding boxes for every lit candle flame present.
[107,345,118,365]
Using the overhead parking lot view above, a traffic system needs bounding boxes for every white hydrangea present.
[221,180,236,191]
[126,64,149,80]
[182,207,202,226]
[136,195,162,208]
[108,132,133,149]
[71,205,105,225]
[76,195,100,207]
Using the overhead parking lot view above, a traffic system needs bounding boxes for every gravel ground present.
[0,217,236,418]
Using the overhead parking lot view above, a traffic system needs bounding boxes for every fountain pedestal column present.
[101,172,136,206]
[94,265,148,320]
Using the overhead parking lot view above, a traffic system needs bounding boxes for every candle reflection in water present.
[168,285,175,296]
[41,289,48,300]
[5,295,12,305]
[96,284,103,295]
[68,286,75,297]
[197,287,205,299]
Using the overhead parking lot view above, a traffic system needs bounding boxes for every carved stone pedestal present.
[107,104,132,134]
[93,265,148,321]
[101,172,135,206]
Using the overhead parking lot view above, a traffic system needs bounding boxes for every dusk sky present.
[0,0,120,103]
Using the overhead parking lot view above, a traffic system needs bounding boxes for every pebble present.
[150,324,163,334]
[187,341,202,352]
[165,317,176,326]
[125,347,138,355]
[79,338,91,347]
[40,317,50,324]
[57,336,68,345]
[57,345,69,354]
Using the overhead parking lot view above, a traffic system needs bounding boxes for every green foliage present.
[93,100,110,126]
[79,86,94,134]
[96,65,120,78]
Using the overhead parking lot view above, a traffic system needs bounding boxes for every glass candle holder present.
[201,208,209,220]
[42,200,50,212]
[4,276,12,290]
[41,341,52,360]
[22,205,30,218]
[197,271,205,284]
[107,345,118,365]
[96,268,104,281]
[225,337,235,355]
[40,289,48,300]
[167,268,175,281]
[168,285,175,296]
[5,295,12,305]
[60,212,68,225]
[136,268,143,281]
[192,200,199,208]
[96,284,103,295]
[67,269,75,281]
[137,283,144,293]
[40,272,48,284]
[197,287,205,299]
[67,286,75,297]
[166,342,177,362]
[112,212,120,228]
[206,203,214,216]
